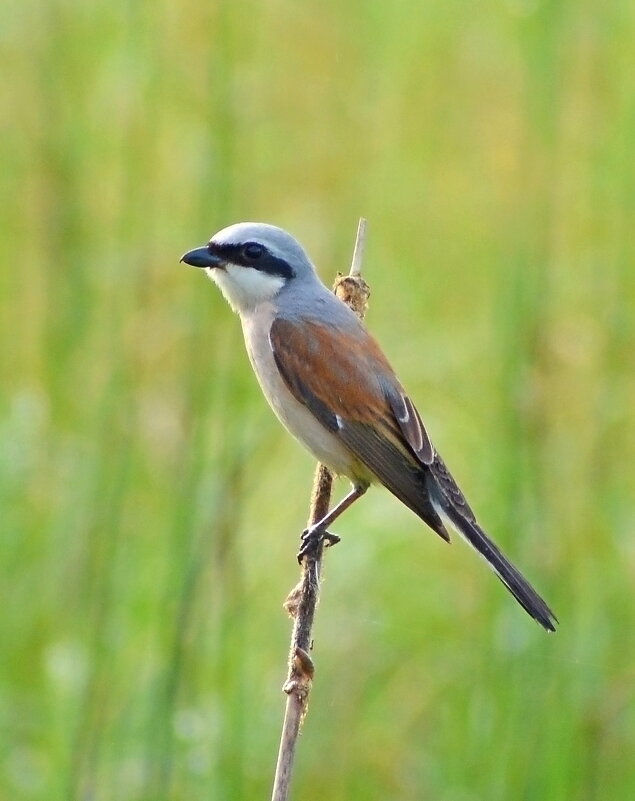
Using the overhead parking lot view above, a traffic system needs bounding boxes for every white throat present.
[207,263,286,313]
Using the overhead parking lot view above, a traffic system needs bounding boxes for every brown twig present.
[271,218,370,801]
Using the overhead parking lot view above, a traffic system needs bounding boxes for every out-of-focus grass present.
[1,1,634,799]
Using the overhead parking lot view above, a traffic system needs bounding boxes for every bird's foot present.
[296,526,341,563]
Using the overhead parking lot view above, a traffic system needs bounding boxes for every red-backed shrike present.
[181,222,557,631]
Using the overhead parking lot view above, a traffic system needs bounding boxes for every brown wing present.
[269,317,448,541]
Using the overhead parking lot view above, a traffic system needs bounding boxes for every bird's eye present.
[243,243,264,260]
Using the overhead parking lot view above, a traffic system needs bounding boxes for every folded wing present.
[269,316,449,541]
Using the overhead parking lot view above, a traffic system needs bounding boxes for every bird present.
[181,222,557,631]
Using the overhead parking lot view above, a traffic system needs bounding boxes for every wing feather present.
[385,386,434,464]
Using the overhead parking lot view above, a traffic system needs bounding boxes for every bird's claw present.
[296,527,341,563]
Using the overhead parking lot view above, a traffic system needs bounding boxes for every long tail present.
[426,463,557,632]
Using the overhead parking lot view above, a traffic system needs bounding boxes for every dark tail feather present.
[434,498,557,632]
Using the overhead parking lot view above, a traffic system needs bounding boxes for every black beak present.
[180,246,223,268]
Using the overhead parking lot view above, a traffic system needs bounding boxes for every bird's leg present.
[297,483,368,563]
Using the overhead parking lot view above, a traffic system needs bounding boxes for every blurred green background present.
[2,0,634,799]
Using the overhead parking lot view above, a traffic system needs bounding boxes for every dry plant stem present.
[271,463,332,801]
[271,219,369,801]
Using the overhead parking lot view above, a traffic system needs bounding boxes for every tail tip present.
[535,607,558,633]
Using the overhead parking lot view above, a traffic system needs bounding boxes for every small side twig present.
[271,219,370,801]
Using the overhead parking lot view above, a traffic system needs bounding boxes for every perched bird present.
[181,223,557,631]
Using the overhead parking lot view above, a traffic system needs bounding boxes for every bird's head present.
[181,222,316,313]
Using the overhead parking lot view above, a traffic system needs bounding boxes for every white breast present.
[240,304,356,477]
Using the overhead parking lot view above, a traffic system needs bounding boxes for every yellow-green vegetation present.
[2,1,634,799]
